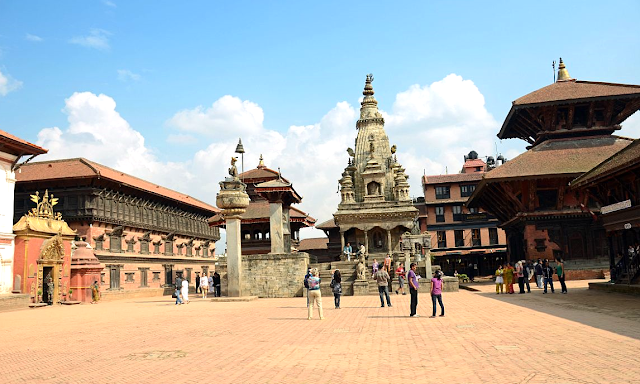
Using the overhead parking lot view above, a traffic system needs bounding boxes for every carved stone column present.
[216,178,249,297]
[364,230,369,255]
[269,201,284,254]
[387,229,392,254]
[340,230,345,260]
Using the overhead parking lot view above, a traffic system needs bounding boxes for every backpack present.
[304,275,309,288]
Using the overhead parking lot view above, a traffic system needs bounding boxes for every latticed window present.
[437,231,447,248]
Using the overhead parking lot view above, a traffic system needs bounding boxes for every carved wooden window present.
[94,235,105,251]
[109,234,122,253]
[108,265,121,289]
[164,240,174,256]
[534,238,547,252]
[125,272,135,283]
[435,186,450,199]
[472,229,481,246]
[437,231,447,248]
[185,243,193,257]
[455,230,464,247]
[140,239,150,255]
[153,241,161,254]
[489,228,499,245]
[152,271,160,282]
[435,206,445,223]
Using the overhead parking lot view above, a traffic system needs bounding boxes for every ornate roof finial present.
[363,73,374,97]
[557,58,573,82]
[257,154,266,169]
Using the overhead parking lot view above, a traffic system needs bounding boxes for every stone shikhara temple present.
[322,74,419,259]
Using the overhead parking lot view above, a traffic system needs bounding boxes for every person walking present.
[174,285,183,305]
[91,281,100,304]
[200,273,209,299]
[524,260,533,293]
[395,263,406,295]
[181,278,190,303]
[429,270,445,318]
[556,257,567,294]
[330,269,342,309]
[383,253,392,273]
[408,262,419,317]
[542,260,555,294]
[535,259,544,288]
[504,262,515,294]
[306,268,324,320]
[194,272,201,295]
[208,273,214,295]
[375,267,392,307]
[304,267,311,307]
[495,265,504,294]
[213,271,221,297]
[516,261,525,294]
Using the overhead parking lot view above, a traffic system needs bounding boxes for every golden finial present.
[557,58,573,82]
[27,189,61,220]
[257,154,266,169]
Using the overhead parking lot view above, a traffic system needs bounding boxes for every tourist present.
[200,272,209,299]
[372,258,379,275]
[213,271,221,297]
[331,269,342,309]
[356,243,366,259]
[175,274,183,291]
[408,263,419,317]
[208,273,214,295]
[174,285,183,305]
[343,242,352,261]
[556,257,567,294]
[304,267,311,307]
[525,260,533,293]
[516,261,525,294]
[495,265,504,294]
[307,268,324,320]
[91,281,100,304]
[374,266,392,307]
[542,260,555,294]
[504,262,515,294]
[383,253,392,273]
[429,270,445,318]
[535,259,544,288]
[195,272,201,295]
[395,263,406,295]
[181,278,190,303]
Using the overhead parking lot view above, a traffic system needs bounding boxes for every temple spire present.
[359,73,382,121]
[557,58,573,82]
[257,154,266,169]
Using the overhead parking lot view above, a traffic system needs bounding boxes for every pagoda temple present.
[328,74,418,259]
[208,156,316,255]
[468,59,640,277]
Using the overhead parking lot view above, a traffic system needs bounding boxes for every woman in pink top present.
[429,270,445,318]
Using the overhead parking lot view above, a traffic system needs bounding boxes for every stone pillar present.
[386,229,392,254]
[226,216,242,297]
[364,230,369,255]
[340,231,345,259]
[269,201,284,254]
[216,176,250,298]
[283,206,291,253]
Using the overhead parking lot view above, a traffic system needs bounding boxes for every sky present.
[1,1,640,252]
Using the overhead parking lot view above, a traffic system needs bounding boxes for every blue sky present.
[1,1,640,246]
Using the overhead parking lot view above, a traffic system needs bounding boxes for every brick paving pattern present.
[1,279,640,384]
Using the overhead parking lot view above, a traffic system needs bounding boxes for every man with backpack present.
[304,267,312,307]
[534,259,543,289]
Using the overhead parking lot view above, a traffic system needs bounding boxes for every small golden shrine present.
[13,190,75,304]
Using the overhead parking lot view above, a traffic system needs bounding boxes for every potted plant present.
[37,289,42,303]
[68,288,73,300]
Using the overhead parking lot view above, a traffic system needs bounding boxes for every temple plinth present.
[216,178,250,297]
[255,175,302,254]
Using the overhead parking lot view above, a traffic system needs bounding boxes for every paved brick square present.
[1,279,640,384]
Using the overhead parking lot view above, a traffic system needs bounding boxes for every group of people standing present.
[305,259,446,320]
[174,271,221,305]
[495,258,567,295]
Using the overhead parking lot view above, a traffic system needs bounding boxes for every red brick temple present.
[468,59,640,278]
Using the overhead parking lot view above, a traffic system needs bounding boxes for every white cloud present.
[619,112,640,139]
[69,29,111,50]
[25,33,43,42]
[117,69,141,82]
[166,95,265,139]
[35,74,530,251]
[167,134,198,145]
[103,0,116,7]
[0,69,23,96]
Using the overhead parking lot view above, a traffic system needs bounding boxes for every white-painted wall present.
[0,154,18,294]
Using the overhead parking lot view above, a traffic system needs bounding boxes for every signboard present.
[601,200,632,215]
[463,213,489,222]
[624,223,632,230]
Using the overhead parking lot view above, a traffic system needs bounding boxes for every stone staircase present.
[309,257,404,296]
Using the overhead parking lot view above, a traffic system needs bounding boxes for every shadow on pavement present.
[468,280,640,341]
